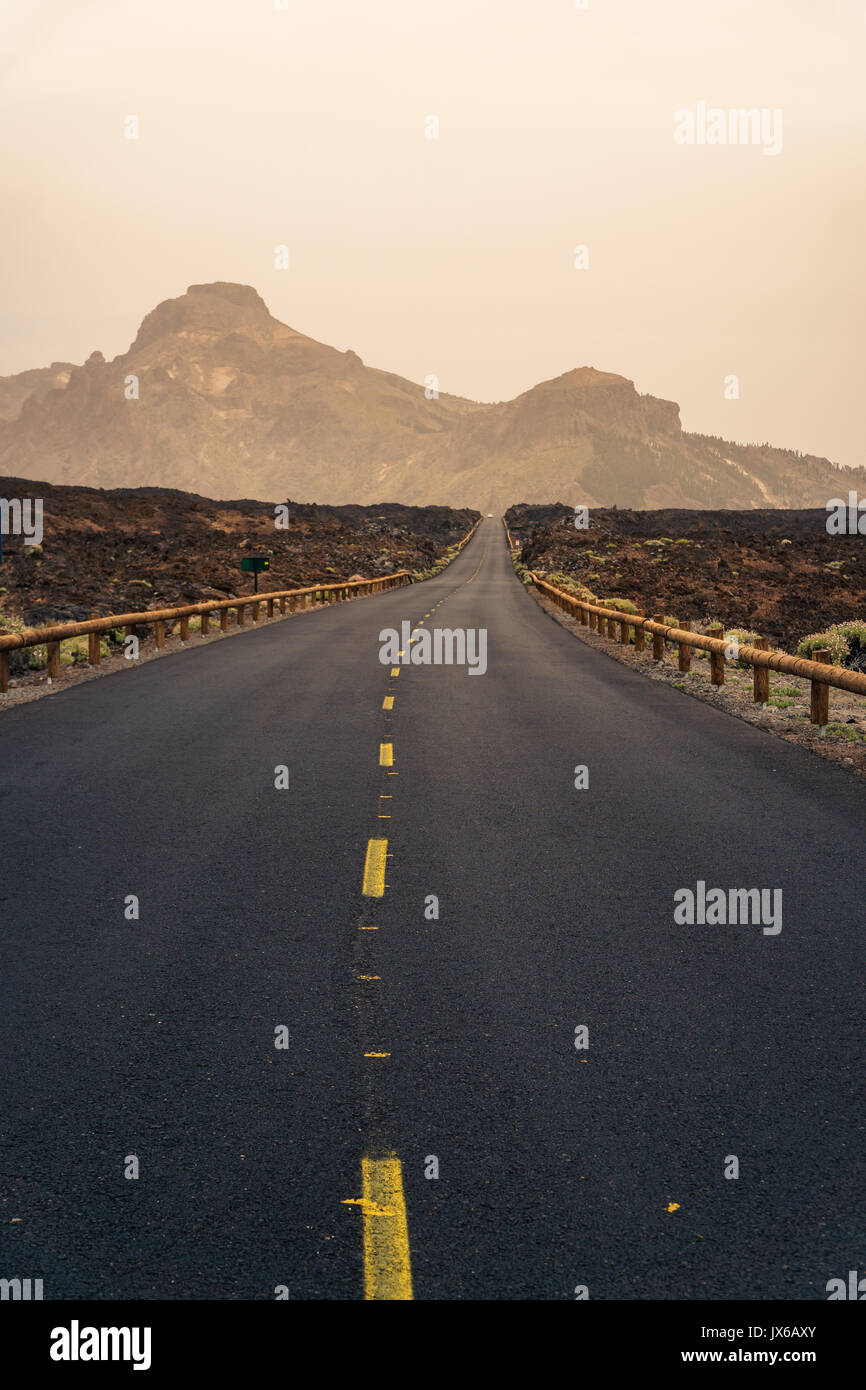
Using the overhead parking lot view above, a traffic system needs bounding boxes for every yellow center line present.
[364,1051,390,1058]
[379,743,393,766]
[360,1156,413,1301]
[362,838,388,897]
[390,667,400,678]
[382,695,394,710]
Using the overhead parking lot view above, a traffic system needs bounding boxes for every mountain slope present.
[0,283,861,509]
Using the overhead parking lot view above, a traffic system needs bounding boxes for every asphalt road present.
[1,518,863,1300]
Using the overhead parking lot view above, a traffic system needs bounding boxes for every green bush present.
[511,558,535,585]
[545,571,599,604]
[824,723,866,742]
[797,622,866,666]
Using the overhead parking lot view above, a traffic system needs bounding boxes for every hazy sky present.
[2,0,864,467]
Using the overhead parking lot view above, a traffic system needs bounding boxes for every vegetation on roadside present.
[796,621,866,666]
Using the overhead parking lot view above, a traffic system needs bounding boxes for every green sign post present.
[241,554,270,593]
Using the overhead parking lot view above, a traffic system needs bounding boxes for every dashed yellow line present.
[360,1156,413,1300]
[362,838,388,897]
[390,667,400,678]
[364,1051,390,1058]
[382,695,394,710]
[379,742,393,767]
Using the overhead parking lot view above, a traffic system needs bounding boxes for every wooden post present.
[279,596,286,614]
[47,641,61,678]
[753,636,769,704]
[0,649,8,693]
[154,621,165,649]
[634,620,645,653]
[619,617,629,645]
[200,612,210,636]
[237,604,245,625]
[678,620,692,672]
[267,598,274,617]
[708,625,725,685]
[179,614,190,642]
[652,615,665,662]
[252,602,260,622]
[220,608,228,631]
[124,624,136,639]
[88,629,101,663]
[810,648,831,729]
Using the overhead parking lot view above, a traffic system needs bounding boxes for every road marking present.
[390,667,400,678]
[360,924,378,931]
[358,974,381,980]
[382,695,394,710]
[379,743,393,766]
[362,839,388,897]
[361,1157,413,1300]
[364,1051,390,1058]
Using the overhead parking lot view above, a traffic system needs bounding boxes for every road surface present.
[1,519,862,1299]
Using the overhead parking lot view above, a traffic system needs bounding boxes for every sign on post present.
[241,555,270,593]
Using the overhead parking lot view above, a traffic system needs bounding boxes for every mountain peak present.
[129,281,274,354]
[185,282,270,311]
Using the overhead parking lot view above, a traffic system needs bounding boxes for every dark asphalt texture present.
[0,518,863,1300]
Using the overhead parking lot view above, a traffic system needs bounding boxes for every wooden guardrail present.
[530,573,866,729]
[0,571,411,693]
[500,519,522,550]
[456,517,482,551]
